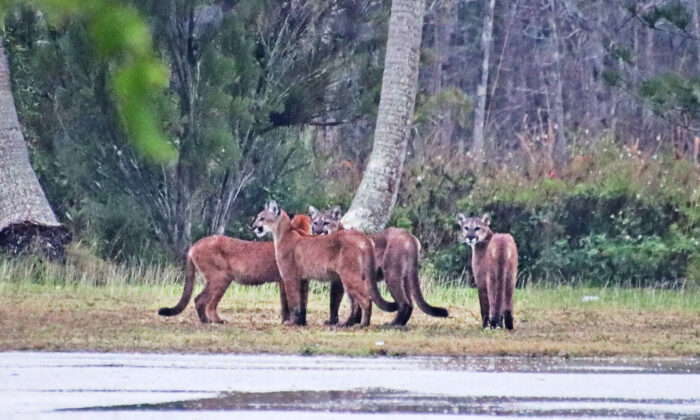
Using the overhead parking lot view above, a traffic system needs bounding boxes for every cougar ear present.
[331,205,343,220]
[456,213,468,225]
[481,213,491,226]
[308,205,319,218]
[266,200,280,215]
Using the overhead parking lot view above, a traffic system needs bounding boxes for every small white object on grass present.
[375,341,384,346]
[581,295,599,302]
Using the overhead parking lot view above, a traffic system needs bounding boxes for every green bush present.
[397,142,699,288]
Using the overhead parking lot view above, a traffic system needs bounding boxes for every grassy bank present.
[1,259,698,357]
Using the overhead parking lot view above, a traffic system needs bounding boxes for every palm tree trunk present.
[471,0,496,159]
[0,39,69,259]
[341,0,426,232]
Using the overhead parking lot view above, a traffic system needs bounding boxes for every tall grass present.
[1,253,697,313]
[0,256,180,288]
[428,284,700,312]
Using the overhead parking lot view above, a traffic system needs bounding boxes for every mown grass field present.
[0,258,698,357]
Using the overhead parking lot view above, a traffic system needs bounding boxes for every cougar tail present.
[158,253,196,316]
[409,252,448,318]
[365,246,398,312]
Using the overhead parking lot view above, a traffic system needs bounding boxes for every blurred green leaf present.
[88,6,150,57]
[2,0,176,163]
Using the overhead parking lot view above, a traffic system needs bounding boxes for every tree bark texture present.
[694,0,700,80]
[471,0,496,159]
[548,0,568,167]
[0,39,68,259]
[341,0,425,232]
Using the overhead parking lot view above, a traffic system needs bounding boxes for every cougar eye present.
[323,221,329,226]
[260,217,265,222]
[474,227,480,231]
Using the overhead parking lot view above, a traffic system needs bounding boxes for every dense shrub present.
[396,141,699,287]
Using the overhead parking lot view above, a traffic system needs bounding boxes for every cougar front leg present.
[477,283,490,329]
[282,276,306,326]
[488,275,504,329]
[278,281,290,323]
[325,277,344,325]
[299,279,310,325]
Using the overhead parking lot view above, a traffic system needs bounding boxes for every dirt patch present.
[0,284,698,357]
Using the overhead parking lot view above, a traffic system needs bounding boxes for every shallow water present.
[1,352,698,418]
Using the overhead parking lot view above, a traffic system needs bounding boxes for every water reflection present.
[1,352,698,418]
[85,388,700,417]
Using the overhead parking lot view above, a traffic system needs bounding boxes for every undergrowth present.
[396,138,699,287]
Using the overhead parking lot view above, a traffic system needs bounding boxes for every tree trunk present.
[694,0,700,78]
[548,0,567,167]
[0,39,69,259]
[162,3,198,258]
[341,0,426,232]
[431,6,445,147]
[471,0,496,159]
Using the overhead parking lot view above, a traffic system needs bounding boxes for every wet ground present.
[1,352,699,419]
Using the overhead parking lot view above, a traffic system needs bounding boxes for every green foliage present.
[602,69,623,87]
[398,141,699,287]
[610,44,634,64]
[81,197,170,263]
[2,0,177,162]
[6,1,384,259]
[639,1,692,30]
[414,87,471,127]
[610,2,698,132]
[686,253,700,289]
[88,5,150,57]
[112,59,173,161]
[5,1,695,291]
[639,73,700,119]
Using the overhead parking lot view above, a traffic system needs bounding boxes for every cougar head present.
[456,213,492,247]
[252,200,282,238]
[309,205,343,235]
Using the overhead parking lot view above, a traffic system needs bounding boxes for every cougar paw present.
[504,311,514,330]
[336,320,358,329]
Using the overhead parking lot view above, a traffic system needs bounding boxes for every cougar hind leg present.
[392,305,412,326]
[359,294,372,327]
[194,284,211,323]
[384,258,412,326]
[504,266,516,330]
[204,275,232,324]
[337,296,360,328]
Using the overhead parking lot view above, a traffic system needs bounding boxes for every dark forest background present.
[3,0,699,287]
